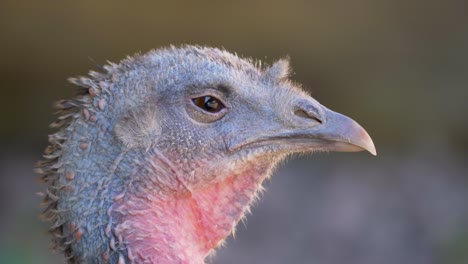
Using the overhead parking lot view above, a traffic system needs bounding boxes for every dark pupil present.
[193,96,224,113]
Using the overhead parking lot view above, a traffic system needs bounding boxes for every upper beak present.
[316,107,376,155]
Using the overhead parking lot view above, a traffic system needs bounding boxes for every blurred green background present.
[0,1,467,263]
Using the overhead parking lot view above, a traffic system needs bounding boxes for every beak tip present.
[337,113,377,156]
[358,128,377,156]
[368,145,377,156]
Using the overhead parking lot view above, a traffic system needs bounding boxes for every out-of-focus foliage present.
[0,0,466,263]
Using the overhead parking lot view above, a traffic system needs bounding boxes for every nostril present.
[294,109,322,123]
[294,109,310,118]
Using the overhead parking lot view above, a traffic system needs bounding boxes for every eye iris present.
[193,96,224,113]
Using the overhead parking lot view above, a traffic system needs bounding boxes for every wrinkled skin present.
[37,46,375,264]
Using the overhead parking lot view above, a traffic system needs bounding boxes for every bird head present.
[38,46,375,263]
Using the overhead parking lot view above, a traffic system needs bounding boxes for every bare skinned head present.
[37,46,375,264]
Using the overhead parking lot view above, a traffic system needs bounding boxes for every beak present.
[229,100,376,156]
[315,107,377,155]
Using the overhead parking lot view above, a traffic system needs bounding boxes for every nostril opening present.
[294,109,322,123]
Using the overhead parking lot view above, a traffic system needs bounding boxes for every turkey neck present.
[111,152,274,263]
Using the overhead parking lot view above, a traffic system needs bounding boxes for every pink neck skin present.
[113,161,272,263]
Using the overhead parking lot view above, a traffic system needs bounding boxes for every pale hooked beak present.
[228,101,376,156]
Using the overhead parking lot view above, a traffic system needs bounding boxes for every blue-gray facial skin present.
[37,45,375,264]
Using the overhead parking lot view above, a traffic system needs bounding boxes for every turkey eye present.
[192,96,225,113]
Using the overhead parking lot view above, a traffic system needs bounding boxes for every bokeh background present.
[1,1,467,263]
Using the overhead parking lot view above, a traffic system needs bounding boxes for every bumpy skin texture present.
[37,46,375,264]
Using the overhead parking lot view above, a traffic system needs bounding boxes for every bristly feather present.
[35,65,113,263]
